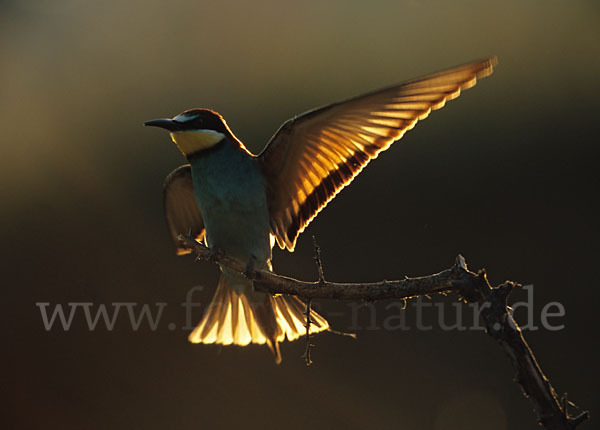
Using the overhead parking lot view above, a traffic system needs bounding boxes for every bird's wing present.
[259,58,496,251]
[163,164,205,255]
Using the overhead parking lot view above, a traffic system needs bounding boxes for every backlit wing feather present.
[259,58,496,251]
[163,164,205,255]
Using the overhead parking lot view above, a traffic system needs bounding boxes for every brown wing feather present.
[163,165,205,255]
[259,58,497,251]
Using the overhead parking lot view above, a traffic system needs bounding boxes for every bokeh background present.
[3,1,599,429]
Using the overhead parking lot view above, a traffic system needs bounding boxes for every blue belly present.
[188,143,271,267]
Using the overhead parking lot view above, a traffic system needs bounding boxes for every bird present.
[145,57,496,363]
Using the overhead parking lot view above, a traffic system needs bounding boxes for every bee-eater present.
[145,58,496,363]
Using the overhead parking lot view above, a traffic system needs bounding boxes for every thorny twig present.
[303,236,327,366]
[179,235,589,429]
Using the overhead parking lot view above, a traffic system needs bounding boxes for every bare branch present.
[312,235,325,284]
[179,235,589,429]
[302,297,312,367]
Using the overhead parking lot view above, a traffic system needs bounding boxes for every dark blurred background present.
[3,1,599,429]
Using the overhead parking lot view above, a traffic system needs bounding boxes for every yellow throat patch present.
[170,130,225,156]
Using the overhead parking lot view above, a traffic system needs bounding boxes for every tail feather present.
[229,292,240,344]
[273,295,328,341]
[215,296,232,344]
[239,292,268,344]
[188,272,329,363]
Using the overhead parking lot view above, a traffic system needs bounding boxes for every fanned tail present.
[188,272,329,363]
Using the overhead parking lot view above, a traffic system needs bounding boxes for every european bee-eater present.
[145,58,496,363]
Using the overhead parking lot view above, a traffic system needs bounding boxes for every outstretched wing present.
[259,58,496,251]
[163,165,205,255]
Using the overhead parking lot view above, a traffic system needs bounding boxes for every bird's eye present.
[173,113,200,124]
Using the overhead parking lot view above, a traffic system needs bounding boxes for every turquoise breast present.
[188,142,271,267]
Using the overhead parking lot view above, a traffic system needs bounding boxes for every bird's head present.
[145,108,230,157]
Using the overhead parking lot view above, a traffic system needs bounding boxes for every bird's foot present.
[244,256,257,278]
[207,246,222,262]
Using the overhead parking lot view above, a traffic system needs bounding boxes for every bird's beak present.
[144,118,179,131]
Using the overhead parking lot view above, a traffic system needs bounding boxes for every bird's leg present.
[207,246,222,262]
[244,255,257,278]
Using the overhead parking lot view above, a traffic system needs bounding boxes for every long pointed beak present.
[144,118,179,131]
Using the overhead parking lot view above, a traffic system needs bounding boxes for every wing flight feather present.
[259,58,496,251]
